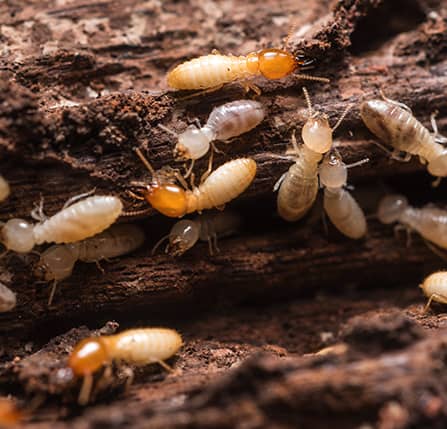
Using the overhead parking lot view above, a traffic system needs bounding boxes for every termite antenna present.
[283,20,299,48]
[151,234,170,256]
[332,104,353,133]
[135,148,156,176]
[47,280,58,307]
[158,124,179,138]
[379,88,412,113]
[346,157,370,169]
[302,87,313,117]
[122,207,154,217]
[430,111,447,144]
[295,74,330,84]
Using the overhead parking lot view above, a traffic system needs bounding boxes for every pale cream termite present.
[133,148,257,218]
[318,151,369,239]
[360,96,447,185]
[34,224,145,305]
[160,100,265,162]
[0,195,123,254]
[0,176,10,202]
[377,194,447,250]
[275,88,350,222]
[420,271,447,312]
[153,210,241,256]
[68,327,183,405]
[0,282,16,312]
[167,48,328,93]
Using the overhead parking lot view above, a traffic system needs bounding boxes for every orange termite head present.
[68,337,109,377]
[0,398,22,427]
[256,48,299,80]
[143,180,188,218]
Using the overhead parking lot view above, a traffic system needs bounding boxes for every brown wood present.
[1,0,447,427]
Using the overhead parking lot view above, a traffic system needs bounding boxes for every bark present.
[1,0,447,427]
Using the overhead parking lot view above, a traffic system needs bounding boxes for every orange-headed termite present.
[0,194,123,254]
[420,271,447,312]
[153,210,241,256]
[68,328,182,405]
[0,176,10,202]
[0,282,16,312]
[319,151,369,239]
[275,87,351,222]
[167,47,328,93]
[360,94,447,186]
[133,148,256,218]
[34,224,145,305]
[0,398,22,427]
[377,194,447,250]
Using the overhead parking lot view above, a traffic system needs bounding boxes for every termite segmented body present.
[68,328,182,405]
[161,100,265,161]
[319,152,368,239]
[167,48,328,91]
[377,194,447,249]
[360,98,447,182]
[0,282,16,312]
[420,271,447,311]
[0,195,123,253]
[275,88,349,222]
[135,150,256,218]
[0,176,10,202]
[155,210,241,256]
[35,224,145,283]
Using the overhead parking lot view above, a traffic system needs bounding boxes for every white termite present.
[377,194,447,250]
[420,271,447,312]
[160,100,265,161]
[153,210,241,256]
[360,94,447,185]
[0,176,10,202]
[319,151,369,239]
[69,327,183,405]
[0,194,123,254]
[275,87,351,222]
[0,282,16,312]
[34,224,145,305]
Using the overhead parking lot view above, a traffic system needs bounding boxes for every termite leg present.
[78,374,94,406]
[155,359,174,372]
[391,150,412,163]
[241,81,261,96]
[431,177,442,188]
[47,280,58,307]
[123,367,134,391]
[95,261,105,274]
[423,293,447,313]
[62,189,96,210]
[212,234,220,254]
[430,111,447,144]
[273,172,288,192]
[31,195,48,222]
[423,239,447,262]
[200,150,214,185]
[379,89,412,113]
[177,84,224,101]
[151,234,170,255]
[207,237,214,256]
[173,170,190,191]
[126,189,146,201]
[321,208,329,237]
[135,148,156,176]
[183,160,195,180]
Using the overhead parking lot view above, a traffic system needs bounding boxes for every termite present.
[0,175,10,202]
[420,271,447,312]
[0,398,22,427]
[377,194,447,250]
[153,210,241,256]
[318,151,369,239]
[34,224,145,305]
[133,148,256,218]
[167,43,329,93]
[0,194,123,254]
[0,282,16,312]
[275,87,350,222]
[159,100,265,178]
[68,327,182,405]
[360,94,447,186]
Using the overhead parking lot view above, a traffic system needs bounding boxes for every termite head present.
[0,219,34,253]
[301,113,332,153]
[319,152,347,188]
[167,219,200,256]
[254,48,298,80]
[144,179,188,218]
[68,337,109,377]
[175,125,213,161]
[427,153,447,178]
[377,194,408,224]
[360,100,393,143]
[33,245,76,282]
